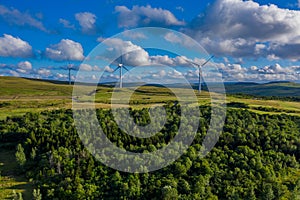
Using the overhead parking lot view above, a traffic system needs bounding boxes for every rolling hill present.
[0,76,300,119]
[223,81,300,97]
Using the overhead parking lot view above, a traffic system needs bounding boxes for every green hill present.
[0,76,300,119]
[224,81,300,97]
[0,76,73,98]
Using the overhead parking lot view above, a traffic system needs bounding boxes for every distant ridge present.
[225,81,300,97]
[233,82,259,85]
[265,81,292,84]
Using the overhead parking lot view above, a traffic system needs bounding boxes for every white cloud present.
[79,63,93,71]
[0,61,32,74]
[194,0,300,43]
[102,38,150,66]
[102,38,193,68]
[45,39,84,61]
[250,66,258,71]
[37,68,51,76]
[164,32,195,48]
[150,55,174,66]
[104,65,114,72]
[268,43,300,61]
[145,69,183,81]
[8,70,19,77]
[17,61,32,70]
[0,34,33,58]
[122,31,147,39]
[115,5,185,28]
[184,0,300,60]
[75,12,97,34]
[267,54,280,61]
[56,73,68,79]
[0,4,47,32]
[59,18,75,29]
[78,63,102,71]
[97,37,106,42]
[216,62,300,82]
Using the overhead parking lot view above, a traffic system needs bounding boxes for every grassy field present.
[0,77,300,119]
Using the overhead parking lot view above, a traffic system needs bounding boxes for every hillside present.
[0,77,300,119]
[0,76,300,199]
[224,81,300,97]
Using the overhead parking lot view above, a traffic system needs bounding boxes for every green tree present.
[162,186,178,200]
[33,189,42,200]
[15,144,26,167]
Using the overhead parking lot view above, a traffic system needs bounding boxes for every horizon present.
[3,75,300,85]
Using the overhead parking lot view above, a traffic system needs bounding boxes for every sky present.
[1,0,300,83]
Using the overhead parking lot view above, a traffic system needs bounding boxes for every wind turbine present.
[67,62,77,85]
[112,53,130,88]
[185,55,214,94]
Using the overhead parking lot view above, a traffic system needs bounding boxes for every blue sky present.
[1,0,300,83]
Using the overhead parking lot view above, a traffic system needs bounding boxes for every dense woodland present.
[1,104,300,199]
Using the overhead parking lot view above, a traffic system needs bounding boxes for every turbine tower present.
[112,53,129,88]
[185,55,214,94]
[67,62,76,85]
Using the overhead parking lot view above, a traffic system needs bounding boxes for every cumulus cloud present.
[78,63,102,71]
[184,0,300,60]
[0,34,33,58]
[268,43,300,61]
[17,61,32,70]
[0,61,33,75]
[101,38,150,66]
[56,73,68,79]
[75,12,97,34]
[44,39,84,61]
[59,18,75,29]
[101,38,191,67]
[217,62,300,82]
[115,5,185,28]
[164,32,196,48]
[37,68,51,76]
[104,65,114,72]
[0,4,47,32]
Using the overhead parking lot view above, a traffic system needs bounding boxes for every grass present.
[0,148,33,200]
[0,76,300,119]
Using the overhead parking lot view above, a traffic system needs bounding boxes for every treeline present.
[0,105,300,199]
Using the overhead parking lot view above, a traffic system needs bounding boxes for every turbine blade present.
[123,66,129,71]
[184,55,214,68]
[201,55,214,67]
[121,51,123,64]
[184,59,200,67]
[113,67,120,73]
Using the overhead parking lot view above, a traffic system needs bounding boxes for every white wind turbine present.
[185,55,214,94]
[67,62,77,85]
[112,53,130,88]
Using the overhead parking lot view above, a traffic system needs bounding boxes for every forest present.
[0,104,300,199]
